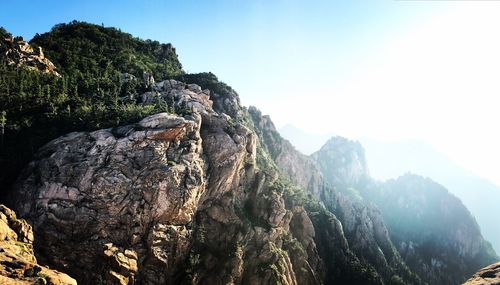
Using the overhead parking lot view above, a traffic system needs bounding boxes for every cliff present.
[248,109,423,285]
[8,79,325,284]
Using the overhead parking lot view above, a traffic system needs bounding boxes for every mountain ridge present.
[280,125,500,254]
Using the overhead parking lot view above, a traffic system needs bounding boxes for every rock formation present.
[6,73,498,284]
[311,136,370,187]
[463,262,500,285]
[0,34,60,76]
[0,204,76,284]
[9,80,324,284]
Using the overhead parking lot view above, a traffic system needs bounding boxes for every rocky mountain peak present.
[311,136,369,187]
[0,32,60,76]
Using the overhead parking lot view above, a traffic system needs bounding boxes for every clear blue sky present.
[0,0,437,108]
[5,0,500,186]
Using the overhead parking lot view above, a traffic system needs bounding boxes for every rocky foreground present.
[463,262,500,285]
[0,204,75,284]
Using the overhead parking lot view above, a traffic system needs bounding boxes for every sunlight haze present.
[2,0,500,184]
[1,1,500,283]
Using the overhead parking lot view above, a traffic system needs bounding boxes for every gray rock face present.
[10,82,324,285]
[311,136,369,188]
[247,107,325,196]
[13,111,206,283]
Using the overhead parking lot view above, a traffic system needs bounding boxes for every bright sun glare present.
[264,4,500,186]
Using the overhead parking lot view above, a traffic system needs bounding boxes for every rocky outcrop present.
[10,80,324,284]
[15,113,200,282]
[11,80,210,283]
[102,243,138,285]
[5,65,495,285]
[0,34,60,76]
[0,204,76,284]
[463,262,500,285]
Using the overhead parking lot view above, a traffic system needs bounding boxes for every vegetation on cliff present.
[0,22,184,193]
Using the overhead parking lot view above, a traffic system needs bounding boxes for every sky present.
[2,0,500,185]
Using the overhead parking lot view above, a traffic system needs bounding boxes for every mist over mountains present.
[279,125,500,254]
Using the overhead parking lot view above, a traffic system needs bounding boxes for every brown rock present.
[463,262,500,285]
[103,243,138,285]
[0,34,60,76]
[0,205,76,285]
[11,111,206,283]
[9,81,325,285]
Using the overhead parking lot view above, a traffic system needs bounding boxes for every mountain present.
[0,22,497,285]
[251,113,498,284]
[372,174,497,284]
[0,21,184,197]
[280,125,500,255]
[359,138,500,255]
[311,137,498,284]
[249,107,425,285]
[30,21,182,79]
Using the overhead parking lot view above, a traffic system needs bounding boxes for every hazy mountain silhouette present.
[279,125,500,254]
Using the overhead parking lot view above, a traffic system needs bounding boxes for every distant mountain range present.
[279,125,500,254]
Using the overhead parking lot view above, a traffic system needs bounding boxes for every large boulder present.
[11,109,206,282]
[11,111,206,283]
[10,82,324,285]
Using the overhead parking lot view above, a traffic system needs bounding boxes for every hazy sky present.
[2,0,500,185]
